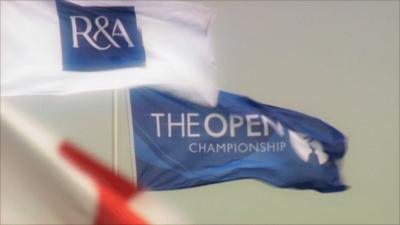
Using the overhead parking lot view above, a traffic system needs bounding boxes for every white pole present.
[112,89,118,173]
[126,90,137,184]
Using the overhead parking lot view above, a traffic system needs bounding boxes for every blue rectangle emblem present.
[56,1,145,71]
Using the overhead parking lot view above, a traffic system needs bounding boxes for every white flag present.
[1,0,218,106]
[0,101,186,224]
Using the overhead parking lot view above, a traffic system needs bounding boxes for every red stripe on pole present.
[59,141,139,198]
[95,185,148,225]
[59,141,148,225]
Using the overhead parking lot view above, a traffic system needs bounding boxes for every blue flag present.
[130,88,348,192]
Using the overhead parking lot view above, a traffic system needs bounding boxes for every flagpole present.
[112,89,119,173]
[126,89,137,184]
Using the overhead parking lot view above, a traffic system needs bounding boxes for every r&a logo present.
[57,1,145,71]
[70,16,134,50]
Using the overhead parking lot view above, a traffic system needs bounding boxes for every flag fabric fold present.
[1,0,218,106]
[129,88,348,193]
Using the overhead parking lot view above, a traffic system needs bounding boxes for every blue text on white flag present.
[56,0,145,71]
